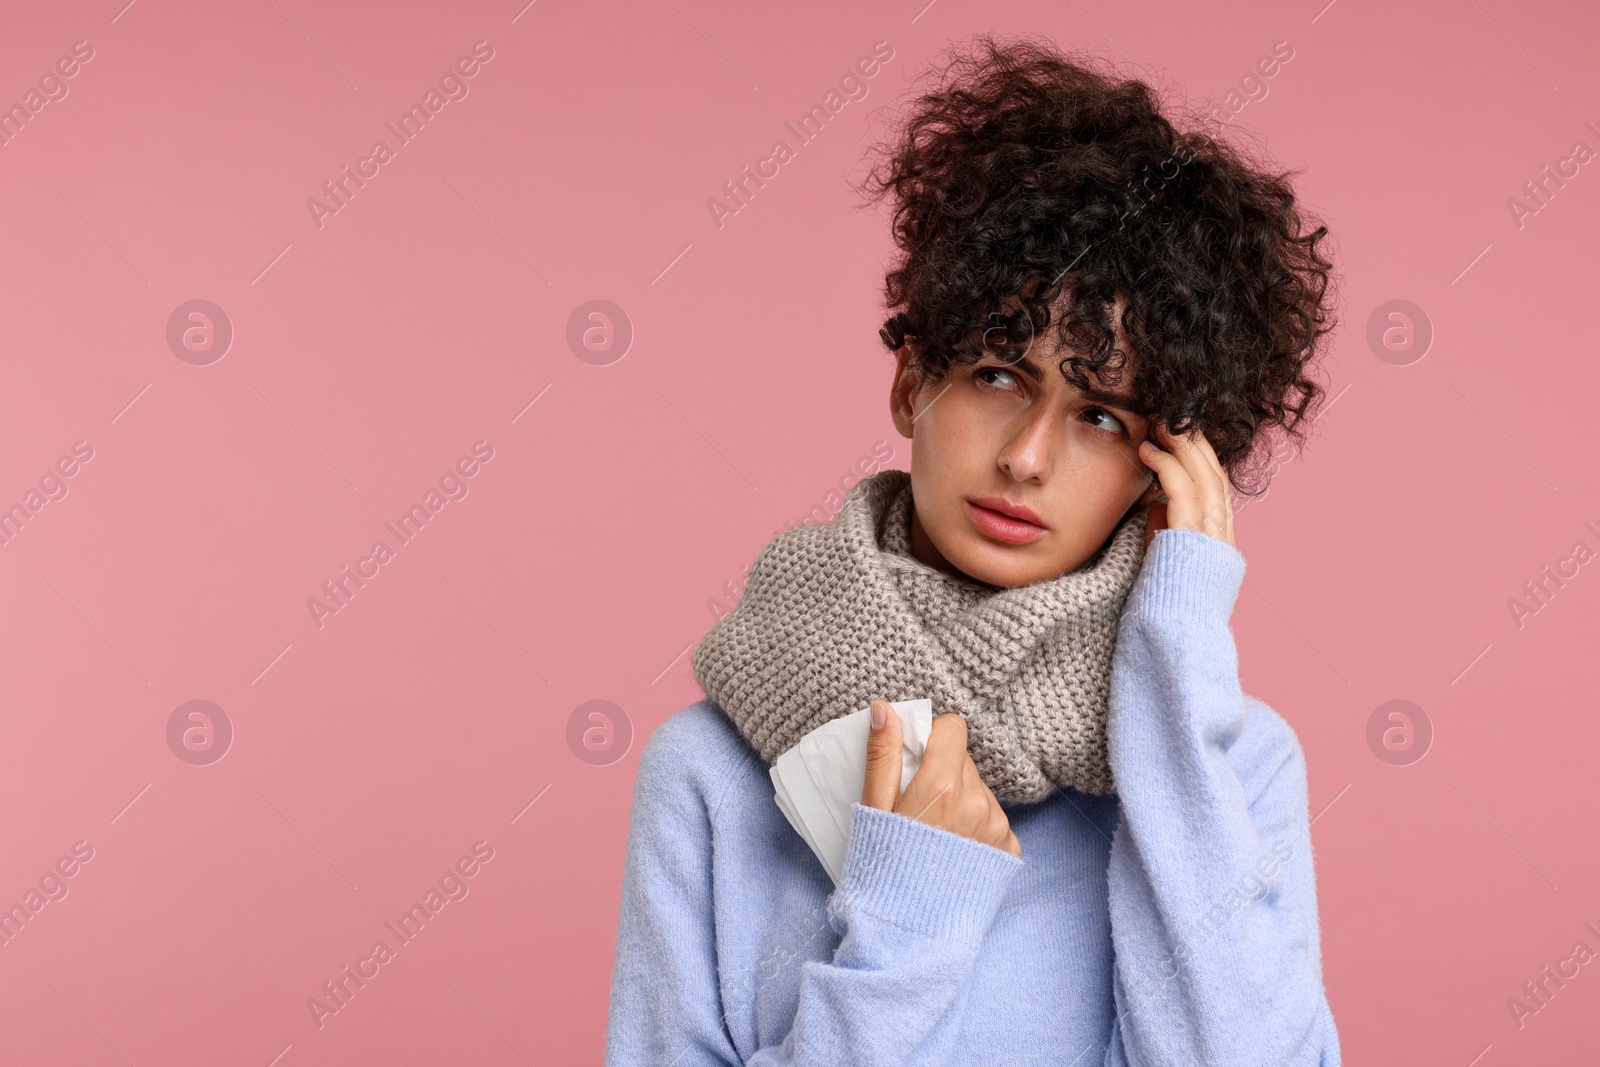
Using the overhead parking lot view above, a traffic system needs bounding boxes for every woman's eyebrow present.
[994,354,1144,415]
[1072,382,1145,416]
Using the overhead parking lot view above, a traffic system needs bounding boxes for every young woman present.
[606,34,1340,1066]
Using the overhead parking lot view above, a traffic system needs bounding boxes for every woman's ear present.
[889,344,921,438]
[1134,471,1164,508]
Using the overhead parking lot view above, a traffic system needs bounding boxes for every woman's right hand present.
[860,699,1022,858]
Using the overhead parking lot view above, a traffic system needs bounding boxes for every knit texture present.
[691,468,1151,802]
[606,527,1343,1065]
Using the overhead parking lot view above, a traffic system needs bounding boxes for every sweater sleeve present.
[604,713,1024,1067]
[1099,528,1342,1067]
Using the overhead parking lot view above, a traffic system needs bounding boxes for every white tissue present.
[769,698,935,885]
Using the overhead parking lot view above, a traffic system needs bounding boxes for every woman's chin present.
[945,542,1055,588]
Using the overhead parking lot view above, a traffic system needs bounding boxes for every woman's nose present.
[998,404,1061,478]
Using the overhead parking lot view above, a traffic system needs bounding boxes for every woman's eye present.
[975,366,1022,393]
[975,367,1129,440]
[1084,407,1126,438]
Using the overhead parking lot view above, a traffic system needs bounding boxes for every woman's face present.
[888,328,1162,589]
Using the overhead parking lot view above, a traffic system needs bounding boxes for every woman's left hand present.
[1137,424,1236,551]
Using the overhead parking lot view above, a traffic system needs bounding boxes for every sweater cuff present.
[1127,527,1247,627]
[832,802,1022,944]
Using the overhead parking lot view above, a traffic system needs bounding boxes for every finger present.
[1138,436,1188,500]
[861,699,904,811]
[964,764,1021,858]
[1168,429,1232,537]
[959,749,984,810]
[921,713,970,782]
[1170,426,1228,500]
[966,755,1002,818]
[1152,424,1212,491]
[1145,427,1229,536]
[1182,422,1225,476]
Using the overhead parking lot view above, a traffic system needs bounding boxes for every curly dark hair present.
[855,33,1338,498]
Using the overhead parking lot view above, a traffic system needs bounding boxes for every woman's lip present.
[964,500,1048,544]
[967,495,1048,527]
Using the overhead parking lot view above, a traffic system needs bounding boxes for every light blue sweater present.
[605,528,1342,1065]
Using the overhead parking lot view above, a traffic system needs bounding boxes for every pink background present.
[1,0,1597,1062]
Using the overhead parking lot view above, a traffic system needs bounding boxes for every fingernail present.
[870,700,886,730]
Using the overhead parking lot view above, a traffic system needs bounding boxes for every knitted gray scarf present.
[692,468,1152,803]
